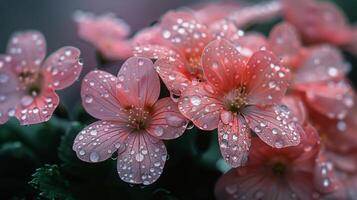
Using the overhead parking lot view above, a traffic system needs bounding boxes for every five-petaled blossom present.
[0,31,82,125]
[178,39,302,167]
[215,123,343,200]
[73,57,188,185]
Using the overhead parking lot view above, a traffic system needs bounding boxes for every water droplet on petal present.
[85,95,93,103]
[220,110,232,125]
[135,153,144,162]
[154,126,164,137]
[20,96,34,107]
[190,96,201,106]
[166,115,186,127]
[89,152,99,162]
[79,150,85,155]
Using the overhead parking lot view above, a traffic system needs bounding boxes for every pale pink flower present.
[74,11,132,60]
[0,31,82,125]
[178,39,301,167]
[73,57,188,185]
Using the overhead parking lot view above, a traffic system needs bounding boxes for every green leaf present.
[29,164,74,200]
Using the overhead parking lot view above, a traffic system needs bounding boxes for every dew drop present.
[190,96,201,106]
[90,130,97,136]
[20,96,34,106]
[135,153,144,162]
[79,150,85,155]
[166,115,186,127]
[89,152,99,162]
[85,95,93,103]
[118,75,125,82]
[154,126,164,137]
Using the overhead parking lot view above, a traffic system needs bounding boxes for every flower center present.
[272,162,286,177]
[126,107,150,131]
[19,71,43,96]
[223,86,247,112]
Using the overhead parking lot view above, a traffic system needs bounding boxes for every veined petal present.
[42,46,82,90]
[6,31,46,74]
[296,80,354,119]
[281,95,307,124]
[243,105,301,148]
[147,97,188,140]
[178,83,223,130]
[81,70,126,121]
[0,55,22,124]
[245,50,291,105]
[15,88,59,125]
[201,39,247,92]
[117,132,167,185]
[154,54,191,94]
[116,57,160,108]
[73,120,130,163]
[294,45,349,84]
[218,113,251,167]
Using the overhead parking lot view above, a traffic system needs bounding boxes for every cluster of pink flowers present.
[2,0,357,199]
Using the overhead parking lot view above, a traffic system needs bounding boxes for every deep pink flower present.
[268,22,354,120]
[134,10,242,95]
[0,31,82,125]
[74,11,132,60]
[73,57,188,185]
[178,39,301,167]
[282,0,353,45]
[215,123,343,200]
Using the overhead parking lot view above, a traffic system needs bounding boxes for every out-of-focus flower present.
[178,39,301,167]
[215,123,343,200]
[0,31,82,125]
[282,0,353,46]
[228,1,283,28]
[74,11,132,60]
[268,22,354,120]
[134,10,242,96]
[73,57,188,185]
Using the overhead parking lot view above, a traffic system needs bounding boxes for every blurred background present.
[0,0,356,199]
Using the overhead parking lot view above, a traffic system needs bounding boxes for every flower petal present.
[74,11,132,60]
[133,44,180,60]
[15,88,59,125]
[234,33,269,58]
[178,83,223,130]
[218,113,251,167]
[208,20,240,41]
[282,95,307,124]
[81,70,126,121]
[42,47,82,90]
[6,31,46,74]
[73,120,129,163]
[160,10,212,61]
[243,105,301,148]
[245,50,291,105]
[268,22,302,66]
[117,132,167,185]
[116,57,160,108]
[314,157,341,194]
[296,80,354,119]
[201,39,247,91]
[0,55,22,124]
[146,97,188,140]
[154,54,191,94]
[294,45,349,84]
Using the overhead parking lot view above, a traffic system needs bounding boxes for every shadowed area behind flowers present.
[0,0,357,199]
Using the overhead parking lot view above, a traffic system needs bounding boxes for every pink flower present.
[0,31,82,125]
[282,0,353,45]
[73,57,188,185]
[74,11,132,60]
[268,22,354,120]
[134,10,242,95]
[178,39,302,167]
[215,124,342,200]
